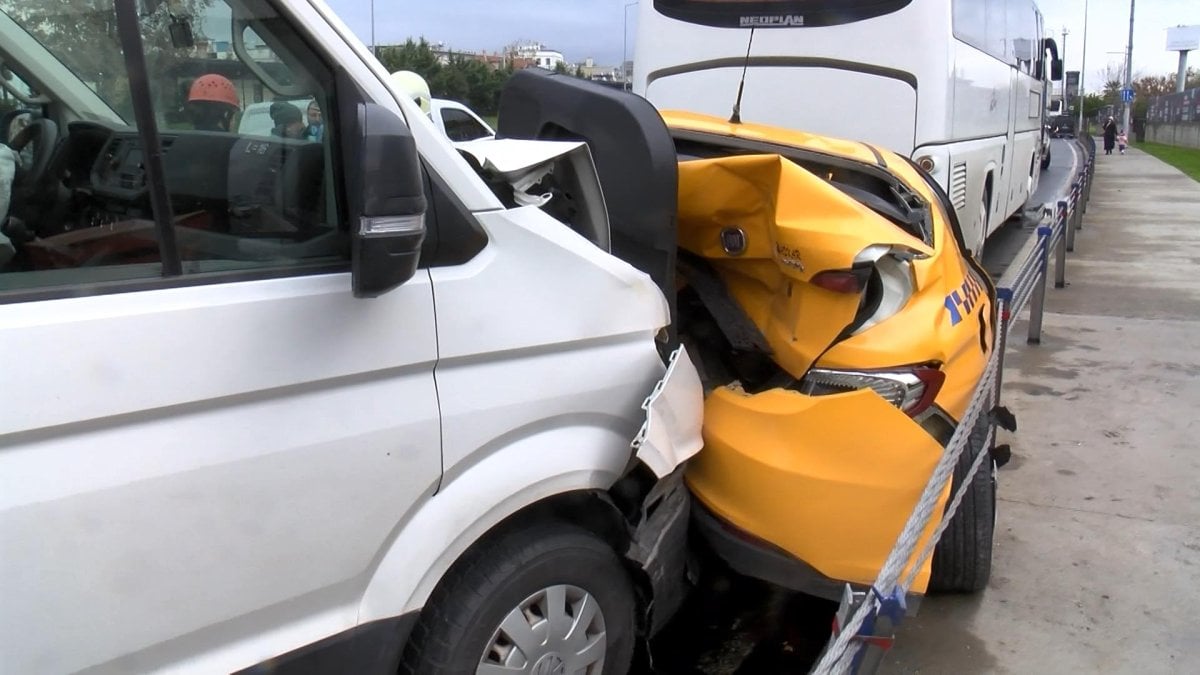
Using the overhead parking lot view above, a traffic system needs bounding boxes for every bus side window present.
[1007,0,1038,75]
[951,0,987,54]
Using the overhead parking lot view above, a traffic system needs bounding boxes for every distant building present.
[577,57,622,82]
[512,43,565,71]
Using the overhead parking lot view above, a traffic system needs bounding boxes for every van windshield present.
[0,2,145,123]
[0,1,300,131]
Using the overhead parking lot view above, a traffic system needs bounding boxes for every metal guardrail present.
[808,137,1096,674]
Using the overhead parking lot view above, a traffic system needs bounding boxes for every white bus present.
[634,0,1062,255]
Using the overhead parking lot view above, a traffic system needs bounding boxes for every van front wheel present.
[401,521,636,675]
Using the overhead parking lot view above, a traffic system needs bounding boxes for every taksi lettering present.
[943,275,986,326]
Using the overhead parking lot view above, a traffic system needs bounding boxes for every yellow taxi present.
[665,111,998,597]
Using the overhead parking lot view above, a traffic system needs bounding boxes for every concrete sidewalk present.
[885,146,1200,673]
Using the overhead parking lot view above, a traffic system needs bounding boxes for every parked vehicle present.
[1049,114,1077,139]
[236,98,309,137]
[634,0,1064,257]
[663,112,1000,598]
[388,71,496,143]
[0,2,703,674]
[497,71,999,601]
[430,98,496,142]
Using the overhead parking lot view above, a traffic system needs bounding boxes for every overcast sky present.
[1039,0,1200,88]
[323,0,635,65]
[322,0,1200,87]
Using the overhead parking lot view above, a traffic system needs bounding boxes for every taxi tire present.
[928,417,995,593]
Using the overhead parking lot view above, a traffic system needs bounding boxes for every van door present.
[0,2,439,672]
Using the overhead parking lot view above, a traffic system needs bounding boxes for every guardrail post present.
[1073,182,1084,233]
[1083,156,1095,215]
[1027,226,1052,344]
[1054,201,1068,289]
[993,290,1013,408]
[1065,187,1078,252]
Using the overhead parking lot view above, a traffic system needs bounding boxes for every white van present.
[0,1,702,673]
[429,98,496,142]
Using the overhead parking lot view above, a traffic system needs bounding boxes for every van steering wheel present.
[8,118,60,192]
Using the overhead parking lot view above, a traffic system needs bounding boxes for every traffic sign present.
[1121,88,1135,103]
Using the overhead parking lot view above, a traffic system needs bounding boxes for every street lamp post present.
[1106,49,1127,120]
[1122,0,1135,136]
[623,2,637,91]
[1078,0,1089,133]
[371,0,376,57]
[1061,27,1069,114]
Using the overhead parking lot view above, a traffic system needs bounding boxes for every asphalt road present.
[981,139,1083,280]
[652,139,1088,674]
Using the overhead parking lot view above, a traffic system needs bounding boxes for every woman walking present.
[1103,116,1118,155]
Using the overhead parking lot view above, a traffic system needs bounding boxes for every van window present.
[0,1,346,300]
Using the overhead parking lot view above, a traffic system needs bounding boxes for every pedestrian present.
[304,100,324,142]
[1103,116,1117,155]
[1118,129,1128,155]
[186,74,240,132]
[269,101,306,139]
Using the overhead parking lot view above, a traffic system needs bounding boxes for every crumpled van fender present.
[357,423,635,624]
[358,347,704,625]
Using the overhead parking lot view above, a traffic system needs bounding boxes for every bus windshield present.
[653,0,914,28]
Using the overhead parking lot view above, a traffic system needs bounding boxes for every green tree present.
[376,38,514,116]
[1081,93,1105,120]
[1132,73,1177,118]
[1101,78,1122,104]
[377,38,442,82]
[0,0,214,121]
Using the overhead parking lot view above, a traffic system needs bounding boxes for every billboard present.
[1166,25,1200,52]
[1065,71,1080,99]
[1148,88,1199,124]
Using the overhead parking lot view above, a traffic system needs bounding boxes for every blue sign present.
[1121,88,1135,103]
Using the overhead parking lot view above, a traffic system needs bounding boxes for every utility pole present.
[623,2,638,91]
[1122,0,1135,136]
[370,0,377,57]
[1078,0,1089,133]
[1061,27,1069,114]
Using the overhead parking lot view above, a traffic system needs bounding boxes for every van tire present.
[400,521,637,675]
[1040,146,1052,170]
[928,417,995,593]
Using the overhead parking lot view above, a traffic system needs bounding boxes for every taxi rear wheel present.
[928,417,995,593]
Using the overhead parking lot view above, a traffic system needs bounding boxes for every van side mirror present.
[349,102,427,298]
[1050,58,1064,82]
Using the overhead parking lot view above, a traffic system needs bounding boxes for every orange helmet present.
[187,74,239,108]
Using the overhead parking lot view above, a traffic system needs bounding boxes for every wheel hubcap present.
[477,584,607,675]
